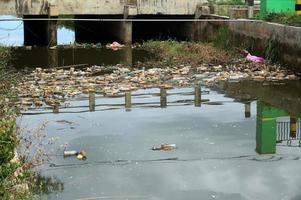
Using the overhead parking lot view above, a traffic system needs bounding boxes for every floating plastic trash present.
[63,150,87,160]
[63,150,78,157]
[152,144,177,151]
[77,150,87,160]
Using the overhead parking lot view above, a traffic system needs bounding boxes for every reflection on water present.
[256,101,301,154]
[19,83,301,200]
[32,174,64,198]
[10,47,152,68]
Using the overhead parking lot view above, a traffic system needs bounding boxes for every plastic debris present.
[106,41,125,50]
[152,144,177,151]
[244,50,265,63]
[63,150,87,160]
[16,60,299,110]
[77,150,87,160]
[63,150,78,157]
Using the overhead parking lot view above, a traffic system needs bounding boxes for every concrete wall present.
[0,0,206,16]
[194,20,301,71]
[137,0,204,15]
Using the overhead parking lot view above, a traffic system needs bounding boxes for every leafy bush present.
[263,12,301,27]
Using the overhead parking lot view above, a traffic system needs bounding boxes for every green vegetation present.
[213,27,231,50]
[139,40,234,67]
[216,0,244,5]
[0,47,24,199]
[265,38,280,64]
[0,47,63,199]
[262,12,301,27]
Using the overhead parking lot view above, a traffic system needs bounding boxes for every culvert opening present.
[74,15,124,44]
[132,15,195,42]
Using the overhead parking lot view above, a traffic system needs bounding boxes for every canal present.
[2,15,301,200]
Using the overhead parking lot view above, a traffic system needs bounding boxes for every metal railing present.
[276,119,301,146]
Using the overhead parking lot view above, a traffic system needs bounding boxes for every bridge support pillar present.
[120,21,132,44]
[47,17,58,47]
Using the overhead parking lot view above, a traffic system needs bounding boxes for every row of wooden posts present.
[52,85,252,117]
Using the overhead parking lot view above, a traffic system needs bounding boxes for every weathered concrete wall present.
[0,0,206,16]
[213,5,260,18]
[194,20,301,71]
[228,21,301,70]
[137,0,204,15]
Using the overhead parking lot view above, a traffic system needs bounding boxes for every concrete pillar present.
[122,47,133,66]
[121,21,132,44]
[47,4,58,46]
[248,0,254,18]
[256,101,288,154]
[47,17,58,47]
[245,102,251,118]
[48,49,58,68]
[122,5,135,44]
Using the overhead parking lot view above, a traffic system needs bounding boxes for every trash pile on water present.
[16,61,298,109]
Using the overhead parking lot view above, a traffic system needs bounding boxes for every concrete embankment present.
[193,20,301,71]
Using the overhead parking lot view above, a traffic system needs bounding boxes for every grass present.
[139,40,234,67]
[262,12,301,27]
[213,27,231,50]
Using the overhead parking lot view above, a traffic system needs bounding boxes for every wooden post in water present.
[89,89,96,112]
[194,84,201,107]
[245,102,251,118]
[160,88,167,108]
[53,102,59,114]
[125,91,132,111]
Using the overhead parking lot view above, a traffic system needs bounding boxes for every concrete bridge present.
[0,0,210,46]
[1,0,206,16]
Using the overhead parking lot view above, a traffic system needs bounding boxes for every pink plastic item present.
[111,41,120,46]
[246,53,265,63]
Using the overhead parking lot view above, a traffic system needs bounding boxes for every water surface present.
[19,83,301,200]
